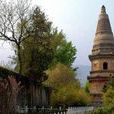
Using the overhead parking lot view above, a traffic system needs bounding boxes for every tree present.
[14,6,77,82]
[51,84,91,107]
[51,84,79,107]
[0,0,31,73]
[103,86,114,111]
[45,63,79,88]
[54,41,76,67]
[45,63,91,107]
[102,78,114,113]
[47,30,76,67]
[5,0,77,82]
[13,7,55,82]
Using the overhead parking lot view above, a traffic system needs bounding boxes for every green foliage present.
[20,35,54,81]
[88,107,114,114]
[14,7,54,81]
[88,108,105,114]
[13,6,76,83]
[45,63,78,87]
[54,40,76,66]
[89,79,114,114]
[84,81,90,93]
[51,84,78,107]
[50,83,91,107]
[77,89,91,106]
[100,79,114,113]
[49,30,76,67]
[103,86,114,111]
[45,63,91,107]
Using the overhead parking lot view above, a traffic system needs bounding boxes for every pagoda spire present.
[92,5,114,55]
[101,5,106,14]
[96,5,112,34]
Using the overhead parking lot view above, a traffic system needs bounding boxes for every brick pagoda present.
[88,5,114,105]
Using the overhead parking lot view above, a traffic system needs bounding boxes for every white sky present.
[1,0,114,66]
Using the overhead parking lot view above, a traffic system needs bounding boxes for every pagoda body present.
[88,6,114,105]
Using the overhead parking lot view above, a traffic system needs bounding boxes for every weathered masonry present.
[88,5,114,105]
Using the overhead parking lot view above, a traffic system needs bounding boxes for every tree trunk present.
[17,44,22,74]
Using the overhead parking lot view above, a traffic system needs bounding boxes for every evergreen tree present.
[17,7,54,82]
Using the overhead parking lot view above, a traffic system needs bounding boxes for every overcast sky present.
[0,0,114,66]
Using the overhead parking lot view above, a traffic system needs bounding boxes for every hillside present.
[77,65,91,86]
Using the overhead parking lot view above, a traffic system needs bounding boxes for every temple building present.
[88,5,114,105]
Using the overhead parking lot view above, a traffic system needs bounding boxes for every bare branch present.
[0,0,32,73]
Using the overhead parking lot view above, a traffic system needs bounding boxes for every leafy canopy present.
[45,63,91,107]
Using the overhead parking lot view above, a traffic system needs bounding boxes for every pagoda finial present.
[101,5,106,14]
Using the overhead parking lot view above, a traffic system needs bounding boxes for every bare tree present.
[0,76,23,113]
[0,0,31,73]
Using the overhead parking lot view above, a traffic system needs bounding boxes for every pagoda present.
[88,5,114,105]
